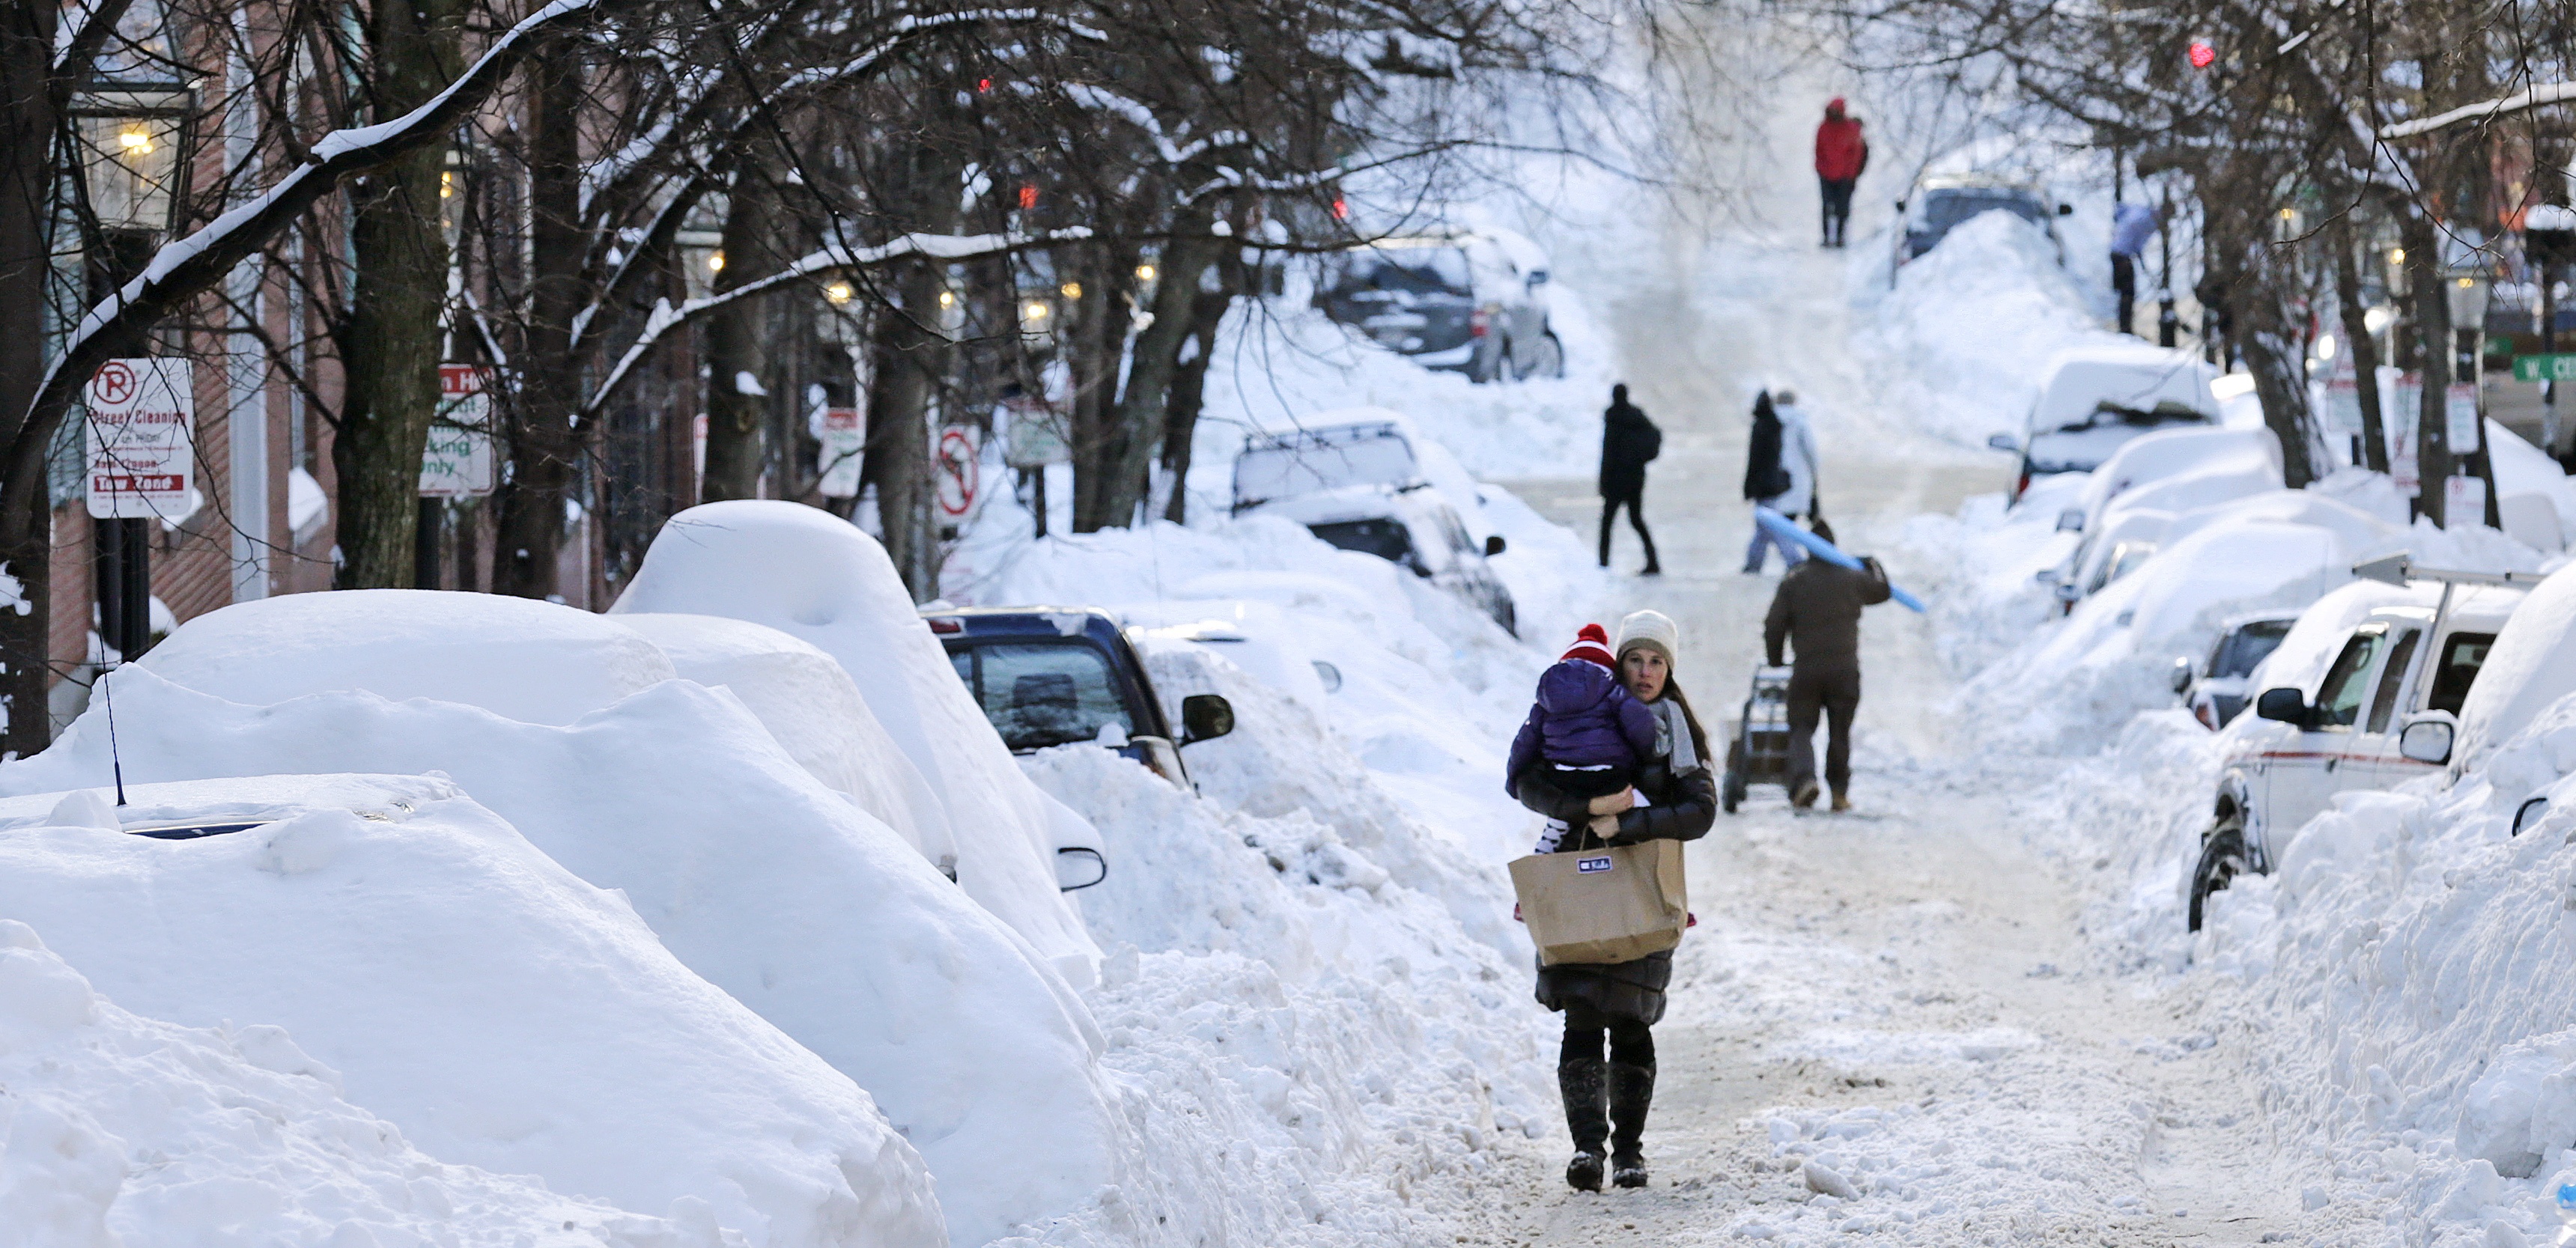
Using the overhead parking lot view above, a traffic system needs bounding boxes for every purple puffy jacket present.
[1504,660,1660,789]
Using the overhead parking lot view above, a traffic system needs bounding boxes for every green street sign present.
[2514,353,2576,382]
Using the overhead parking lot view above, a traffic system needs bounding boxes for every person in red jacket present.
[1813,98,1868,249]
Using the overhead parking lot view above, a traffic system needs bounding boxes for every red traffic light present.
[2187,40,2217,68]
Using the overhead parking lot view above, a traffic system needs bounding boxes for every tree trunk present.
[1161,252,1243,525]
[1069,243,1140,532]
[1107,218,1221,525]
[701,168,784,502]
[2403,215,2454,526]
[493,43,586,599]
[335,0,463,588]
[862,263,943,597]
[2241,318,2320,488]
[0,1,57,753]
[2332,218,2390,474]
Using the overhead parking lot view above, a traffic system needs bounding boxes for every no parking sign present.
[85,358,194,520]
[935,425,980,517]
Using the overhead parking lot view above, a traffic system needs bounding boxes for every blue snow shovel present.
[1752,506,1927,613]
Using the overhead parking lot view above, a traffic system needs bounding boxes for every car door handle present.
[2324,757,2338,773]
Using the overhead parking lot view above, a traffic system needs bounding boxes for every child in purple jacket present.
[1507,623,1660,804]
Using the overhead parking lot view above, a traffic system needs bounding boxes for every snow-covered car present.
[1230,418,1518,635]
[1313,231,1564,383]
[1893,175,2069,270]
[2170,609,2299,730]
[1993,344,2223,502]
[927,606,1235,797]
[2188,571,2529,931]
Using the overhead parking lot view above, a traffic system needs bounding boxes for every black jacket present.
[1745,411,1787,501]
[1599,401,1662,498]
[1513,754,1716,1026]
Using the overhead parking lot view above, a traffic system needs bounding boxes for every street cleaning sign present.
[85,357,193,520]
[420,365,495,498]
[2513,353,2576,383]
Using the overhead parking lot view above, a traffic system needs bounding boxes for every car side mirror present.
[2057,203,2074,216]
[1527,270,1549,286]
[2514,796,2550,836]
[1310,660,1343,693]
[2255,687,2309,724]
[2032,567,2060,586]
[1180,693,1236,745]
[1054,847,1108,892]
[1485,534,1507,556]
[2170,657,2195,695]
[2053,581,2082,604]
[1987,433,2019,452]
[2056,508,2086,533]
[2398,715,2455,764]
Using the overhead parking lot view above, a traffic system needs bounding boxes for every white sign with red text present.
[420,365,496,498]
[85,357,194,520]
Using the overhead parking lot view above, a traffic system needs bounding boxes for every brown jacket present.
[1764,557,1891,673]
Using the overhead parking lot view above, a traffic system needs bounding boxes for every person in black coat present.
[1742,391,1802,573]
[1509,609,1714,1192]
[1598,385,1663,576]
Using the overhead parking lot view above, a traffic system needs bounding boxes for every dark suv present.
[926,606,1234,790]
[1313,233,1564,383]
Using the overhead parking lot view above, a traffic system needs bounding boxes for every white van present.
[1996,343,2222,500]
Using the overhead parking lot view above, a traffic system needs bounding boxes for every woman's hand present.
[1588,787,1638,816]
[1589,814,1623,839]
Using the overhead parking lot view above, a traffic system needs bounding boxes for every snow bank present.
[608,500,1102,988]
[0,918,736,1246]
[613,611,959,868]
[0,772,944,1247]
[1870,211,2110,448]
[2071,425,2281,529]
[3,672,1123,1247]
[137,588,675,725]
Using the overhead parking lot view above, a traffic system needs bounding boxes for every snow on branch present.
[581,226,1091,421]
[15,0,613,493]
[2381,82,2576,139]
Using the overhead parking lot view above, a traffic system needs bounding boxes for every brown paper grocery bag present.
[1508,838,1689,966]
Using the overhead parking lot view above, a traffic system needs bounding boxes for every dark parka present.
[1511,723,1716,1025]
[1599,396,1662,498]
[1744,394,1788,501]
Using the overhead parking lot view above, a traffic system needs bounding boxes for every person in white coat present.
[1772,389,1820,520]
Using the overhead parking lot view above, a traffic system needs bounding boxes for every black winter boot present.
[1560,1052,1608,1191]
[1608,1062,1656,1187]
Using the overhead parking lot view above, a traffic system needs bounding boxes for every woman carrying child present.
[1505,609,1716,1192]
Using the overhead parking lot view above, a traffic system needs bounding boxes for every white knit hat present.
[1613,609,1680,671]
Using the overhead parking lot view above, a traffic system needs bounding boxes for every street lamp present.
[69,85,192,666]
[70,87,190,237]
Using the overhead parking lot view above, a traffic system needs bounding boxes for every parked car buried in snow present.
[928,606,1235,798]
[1229,418,1519,636]
[1313,231,1565,383]
[1994,344,2223,502]
[1892,175,2069,270]
[2187,558,2542,931]
[2170,609,2299,730]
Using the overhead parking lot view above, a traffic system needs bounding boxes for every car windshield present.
[1233,429,1419,507]
[1331,245,1471,297]
[1923,190,2047,234]
[950,642,1134,751]
[1307,517,1418,565]
[2209,618,2292,679]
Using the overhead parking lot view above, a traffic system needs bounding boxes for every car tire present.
[1529,332,1567,379]
[2187,816,2250,934]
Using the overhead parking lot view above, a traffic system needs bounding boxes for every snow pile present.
[137,588,675,725]
[0,773,944,1247]
[0,918,738,1246]
[1868,211,2112,448]
[613,611,960,868]
[3,669,1123,1247]
[608,500,1102,987]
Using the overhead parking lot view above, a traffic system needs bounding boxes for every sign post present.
[84,358,194,661]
